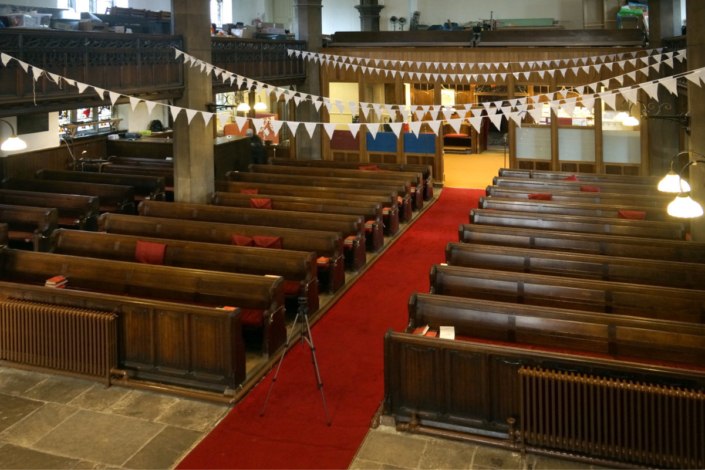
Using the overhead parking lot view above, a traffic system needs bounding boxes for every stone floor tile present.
[532,456,593,470]
[0,394,43,433]
[418,438,477,469]
[0,369,48,396]
[380,465,408,470]
[22,376,93,405]
[471,446,525,469]
[0,444,78,470]
[33,410,164,467]
[108,390,178,421]
[71,460,105,470]
[68,384,131,412]
[123,425,203,470]
[0,403,78,447]
[155,399,230,432]
[356,431,427,469]
[349,458,384,470]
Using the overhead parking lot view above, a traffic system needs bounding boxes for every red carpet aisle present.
[177,188,484,470]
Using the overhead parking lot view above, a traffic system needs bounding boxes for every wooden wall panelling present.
[508,73,518,170]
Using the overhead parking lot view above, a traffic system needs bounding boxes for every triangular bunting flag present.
[601,92,617,110]
[388,122,403,138]
[469,117,484,133]
[426,120,442,136]
[323,122,337,139]
[201,112,214,127]
[251,118,264,132]
[218,113,230,129]
[0,53,11,66]
[170,106,183,120]
[185,109,199,125]
[447,119,463,134]
[367,123,379,140]
[235,116,248,131]
[489,113,504,130]
[129,97,141,111]
[661,77,679,96]
[31,66,43,81]
[348,123,360,138]
[640,81,660,101]
[17,61,29,72]
[304,122,318,139]
[109,92,121,106]
[145,100,158,115]
[408,121,422,137]
[286,121,301,136]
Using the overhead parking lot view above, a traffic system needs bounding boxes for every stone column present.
[294,0,323,160]
[687,0,705,240]
[355,0,385,32]
[171,0,214,204]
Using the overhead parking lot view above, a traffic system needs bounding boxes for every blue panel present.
[366,132,397,153]
[404,133,436,154]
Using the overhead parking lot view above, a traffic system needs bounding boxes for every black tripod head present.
[297,297,309,316]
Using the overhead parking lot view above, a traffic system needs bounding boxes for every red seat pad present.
[359,165,378,171]
[135,240,167,265]
[619,210,646,220]
[284,281,301,296]
[232,234,254,247]
[343,236,356,250]
[397,196,403,207]
[317,257,330,269]
[528,193,553,201]
[239,308,265,328]
[580,186,601,192]
[444,133,469,138]
[365,220,375,233]
[253,236,282,249]
[563,175,579,181]
[240,189,259,195]
[249,198,272,210]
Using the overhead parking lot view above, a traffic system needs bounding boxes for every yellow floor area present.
[443,149,507,190]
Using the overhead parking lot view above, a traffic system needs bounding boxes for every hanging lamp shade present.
[668,194,704,218]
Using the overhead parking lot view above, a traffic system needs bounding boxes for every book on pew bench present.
[216,306,237,311]
[424,329,438,338]
[45,276,67,288]
[439,326,455,340]
[412,325,430,335]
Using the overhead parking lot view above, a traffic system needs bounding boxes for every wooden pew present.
[50,229,319,314]
[250,163,425,211]
[0,205,58,252]
[479,197,673,222]
[459,224,705,263]
[0,223,7,247]
[0,281,247,393]
[35,169,166,202]
[493,176,661,195]
[498,168,661,185]
[486,186,676,208]
[446,242,705,290]
[470,209,686,240]
[408,292,705,366]
[138,200,370,269]
[0,189,100,230]
[429,264,705,323]
[211,192,385,245]
[268,157,434,200]
[100,164,175,191]
[0,249,287,357]
[108,156,173,167]
[2,178,135,214]
[227,171,414,222]
[215,181,400,235]
[98,214,346,294]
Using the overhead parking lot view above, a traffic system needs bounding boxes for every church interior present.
[0,0,703,469]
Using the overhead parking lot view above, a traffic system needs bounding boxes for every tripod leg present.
[303,314,331,426]
[260,313,301,417]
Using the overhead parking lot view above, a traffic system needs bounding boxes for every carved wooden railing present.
[0,30,184,117]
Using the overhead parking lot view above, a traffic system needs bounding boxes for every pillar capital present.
[355,0,384,31]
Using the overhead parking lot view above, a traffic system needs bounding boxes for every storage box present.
[261,27,286,35]
[260,22,284,30]
[1,13,52,28]
[232,27,254,38]
[78,21,109,32]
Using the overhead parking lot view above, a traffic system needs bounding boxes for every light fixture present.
[254,97,267,111]
[622,115,640,127]
[614,111,629,122]
[615,100,690,134]
[237,101,251,112]
[0,119,27,152]
[665,158,705,219]
[658,151,704,193]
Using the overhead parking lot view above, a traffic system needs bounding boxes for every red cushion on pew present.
[249,198,272,210]
[618,210,646,220]
[365,220,375,233]
[232,234,254,247]
[563,175,579,181]
[240,189,259,195]
[317,257,331,269]
[284,281,301,296]
[528,193,553,201]
[581,186,601,193]
[359,165,378,171]
[445,133,469,138]
[253,236,282,249]
[135,241,167,265]
[239,308,265,328]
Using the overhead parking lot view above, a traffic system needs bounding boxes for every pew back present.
[498,168,661,185]
[0,189,99,230]
[485,186,676,208]
[493,176,661,195]
[35,169,166,201]
[0,205,58,251]
[269,157,432,180]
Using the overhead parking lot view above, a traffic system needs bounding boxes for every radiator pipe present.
[110,374,239,404]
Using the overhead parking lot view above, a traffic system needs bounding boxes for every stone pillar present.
[688,0,705,240]
[171,0,214,204]
[650,0,681,48]
[355,0,385,32]
[294,0,323,160]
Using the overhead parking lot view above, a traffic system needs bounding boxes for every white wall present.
[113,100,170,133]
[0,113,60,157]
[126,0,171,12]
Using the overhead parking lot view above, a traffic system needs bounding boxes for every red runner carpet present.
[177,188,484,470]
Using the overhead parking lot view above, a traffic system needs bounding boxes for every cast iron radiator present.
[518,366,705,468]
[0,298,118,385]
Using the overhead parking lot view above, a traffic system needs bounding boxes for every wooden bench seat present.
[459,224,705,263]
[250,163,424,211]
[215,181,400,235]
[138,200,370,269]
[211,192,385,245]
[498,168,661,185]
[0,223,7,247]
[470,209,686,240]
[0,249,286,357]
[0,205,58,251]
[446,242,705,290]
[268,157,434,201]
[408,292,705,366]
[100,164,175,192]
[227,171,414,222]
[2,178,135,214]
[0,189,100,231]
[493,176,662,195]
[98,214,346,294]
[429,264,705,323]
[50,229,319,314]
[485,186,677,208]
[0,280,246,393]
[35,169,166,202]
[479,197,674,222]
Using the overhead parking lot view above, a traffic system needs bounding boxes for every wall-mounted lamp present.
[0,119,28,152]
[667,159,705,218]
[616,100,690,134]
[254,95,267,111]
[657,150,705,193]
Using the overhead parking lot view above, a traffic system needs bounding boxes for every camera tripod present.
[260,297,331,426]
